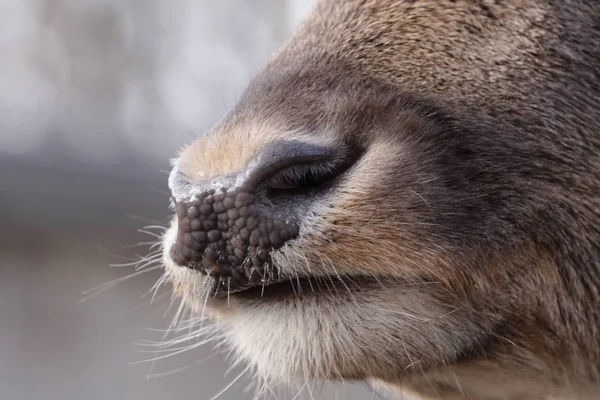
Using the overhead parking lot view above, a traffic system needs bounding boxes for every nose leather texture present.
[171,182,300,293]
[169,140,342,294]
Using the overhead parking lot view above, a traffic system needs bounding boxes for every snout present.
[167,140,355,296]
[170,183,300,294]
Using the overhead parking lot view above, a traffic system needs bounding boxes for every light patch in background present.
[0,0,306,169]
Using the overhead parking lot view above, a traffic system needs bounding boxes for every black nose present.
[169,140,350,293]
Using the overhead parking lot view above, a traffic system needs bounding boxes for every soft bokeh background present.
[0,1,383,399]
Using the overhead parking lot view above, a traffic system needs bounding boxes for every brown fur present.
[164,1,600,399]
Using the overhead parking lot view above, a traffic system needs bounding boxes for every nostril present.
[252,141,362,203]
[245,140,332,188]
[263,161,344,201]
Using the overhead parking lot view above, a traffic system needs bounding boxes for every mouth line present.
[208,274,374,300]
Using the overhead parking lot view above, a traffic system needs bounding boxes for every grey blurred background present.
[0,1,381,399]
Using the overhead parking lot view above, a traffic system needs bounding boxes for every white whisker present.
[79,265,162,303]
[144,351,221,380]
[137,229,164,239]
[208,365,252,400]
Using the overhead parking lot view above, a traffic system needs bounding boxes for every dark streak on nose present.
[245,141,332,187]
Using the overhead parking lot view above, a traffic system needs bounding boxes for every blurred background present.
[0,1,381,399]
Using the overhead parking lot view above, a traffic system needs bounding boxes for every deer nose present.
[168,140,337,291]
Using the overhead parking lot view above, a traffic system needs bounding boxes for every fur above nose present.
[168,140,333,293]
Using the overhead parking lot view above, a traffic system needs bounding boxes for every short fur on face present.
[160,1,600,399]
